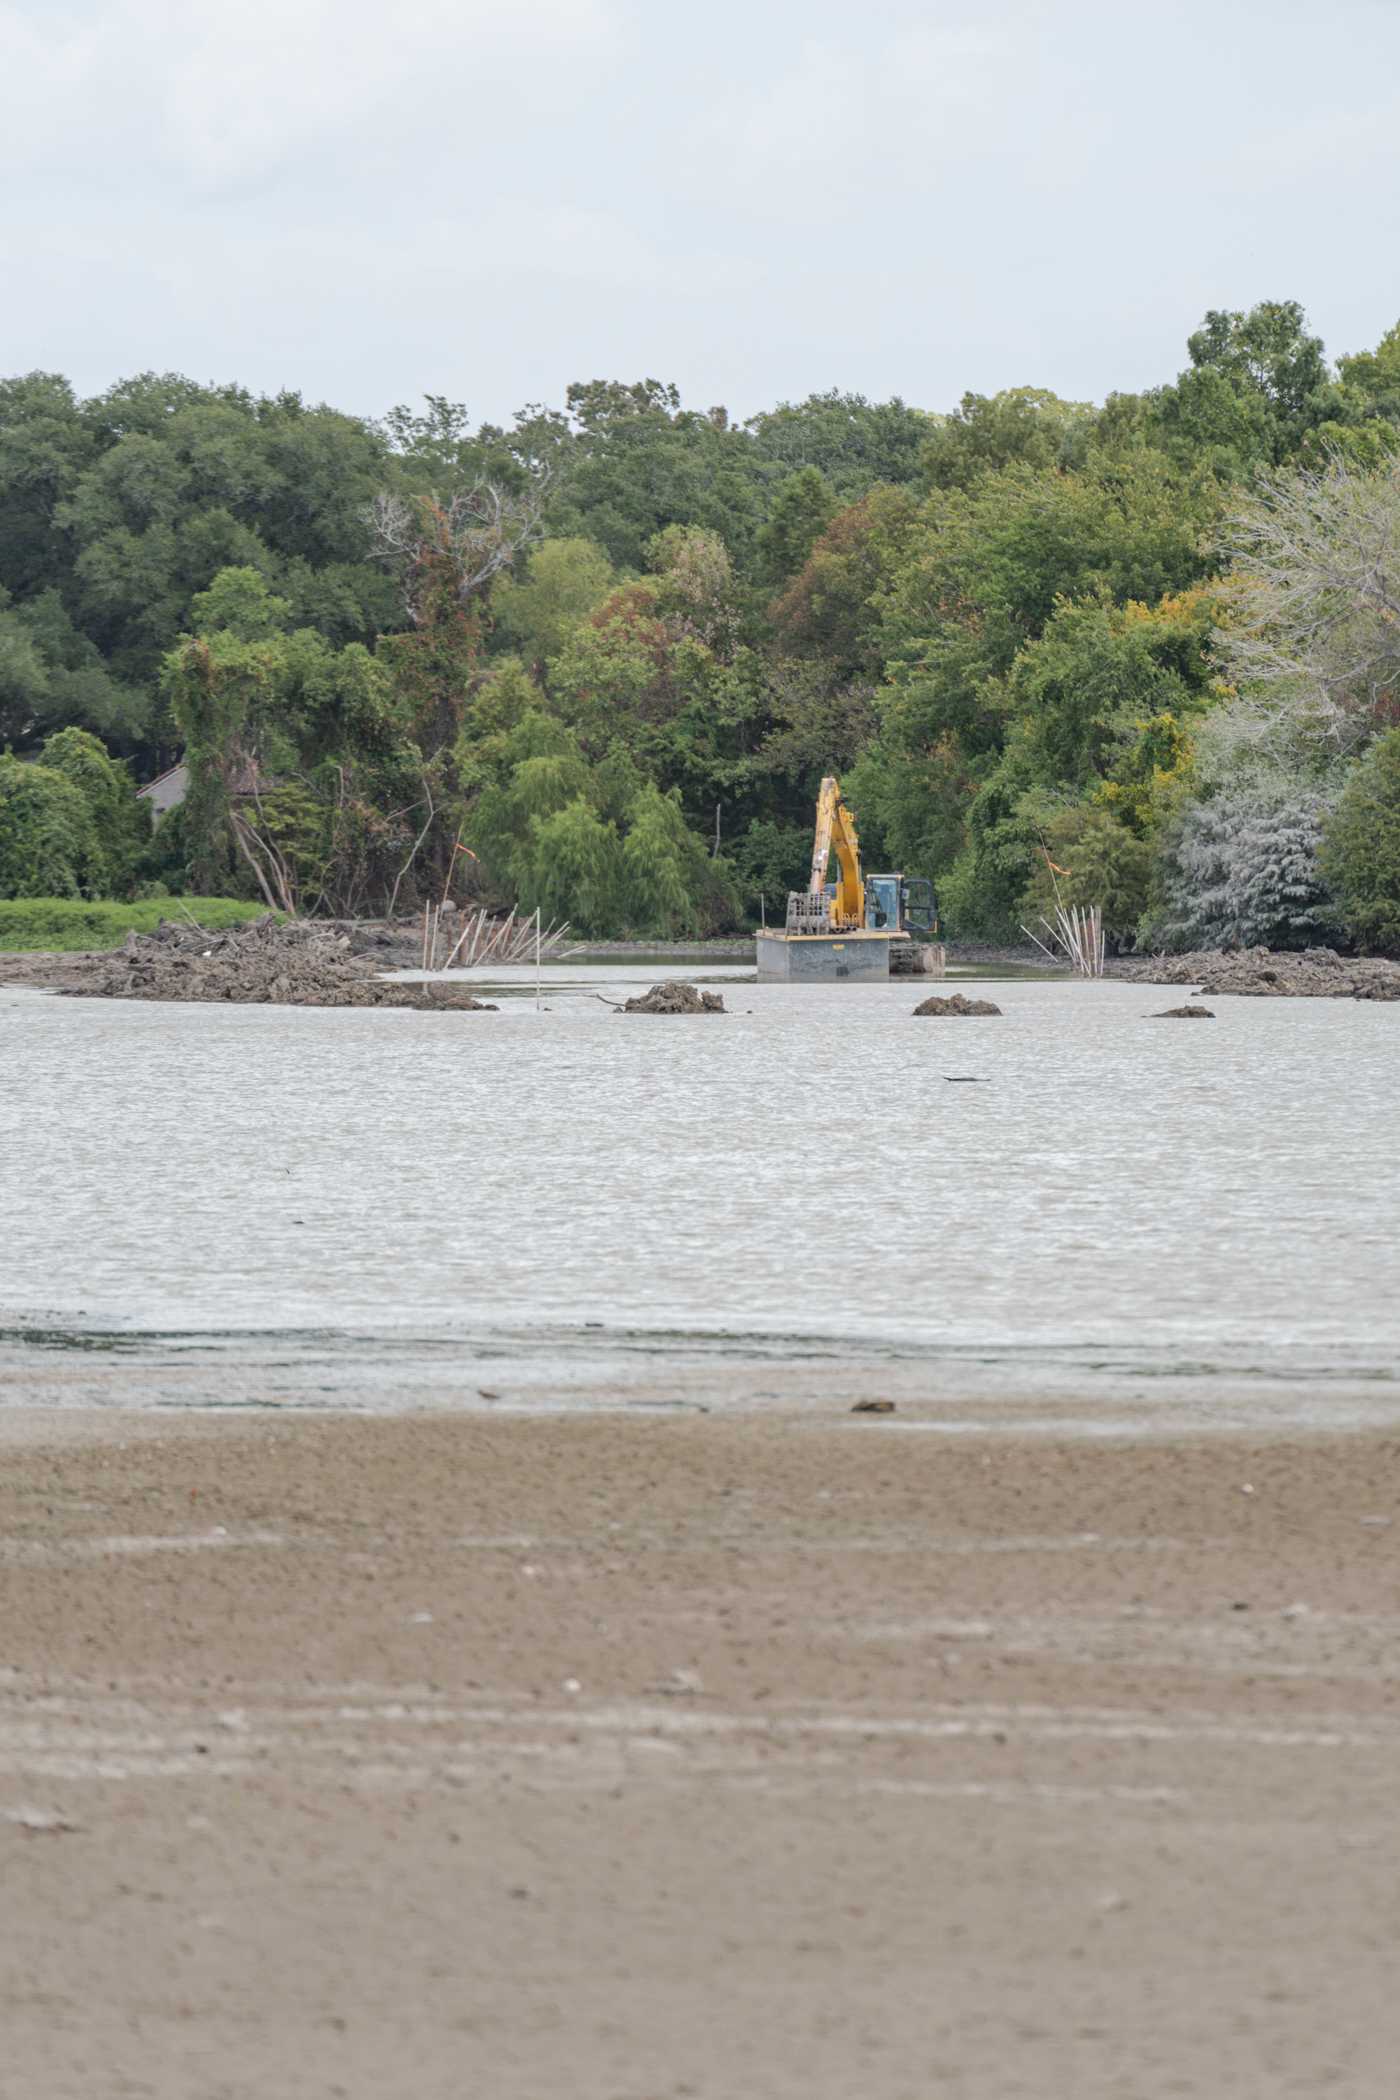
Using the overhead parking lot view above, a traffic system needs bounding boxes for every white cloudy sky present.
[4,0,1399,422]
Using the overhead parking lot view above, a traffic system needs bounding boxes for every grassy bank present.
[0,898,271,952]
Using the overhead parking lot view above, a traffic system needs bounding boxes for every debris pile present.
[913,993,1002,1016]
[1112,947,1400,1001]
[68,916,496,1010]
[619,980,726,1014]
[1153,1004,1215,1019]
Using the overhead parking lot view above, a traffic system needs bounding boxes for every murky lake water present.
[3,967,1398,1432]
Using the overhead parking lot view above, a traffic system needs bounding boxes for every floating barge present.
[755,927,904,982]
[756,776,943,983]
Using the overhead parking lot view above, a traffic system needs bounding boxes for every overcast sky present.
[4,0,1399,426]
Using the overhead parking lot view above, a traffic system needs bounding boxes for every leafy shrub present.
[0,732,148,900]
[0,757,101,898]
[1320,729,1400,954]
[39,727,148,893]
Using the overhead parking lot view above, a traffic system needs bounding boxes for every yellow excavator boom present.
[808,775,865,930]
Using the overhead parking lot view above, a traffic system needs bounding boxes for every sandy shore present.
[3,1407,1399,2098]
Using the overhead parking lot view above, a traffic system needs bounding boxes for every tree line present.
[2,301,1399,952]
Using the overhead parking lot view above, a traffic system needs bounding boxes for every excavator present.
[755,775,939,980]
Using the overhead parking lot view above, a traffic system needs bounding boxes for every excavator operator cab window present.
[901,877,936,934]
[865,875,900,932]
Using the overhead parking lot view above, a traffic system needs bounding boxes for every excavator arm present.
[808,775,865,930]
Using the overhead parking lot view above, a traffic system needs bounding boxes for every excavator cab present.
[901,877,937,934]
[864,874,900,931]
[864,873,937,936]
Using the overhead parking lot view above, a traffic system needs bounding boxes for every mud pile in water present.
[1112,947,1400,1001]
[619,980,726,1014]
[67,916,496,1010]
[1153,1004,1215,1019]
[913,993,1002,1016]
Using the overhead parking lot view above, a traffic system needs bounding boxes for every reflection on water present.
[2,971,1398,1430]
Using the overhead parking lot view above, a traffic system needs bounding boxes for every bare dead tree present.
[237,772,301,916]
[365,470,551,625]
[1215,450,1400,759]
[226,804,292,915]
[385,772,437,922]
[195,739,300,916]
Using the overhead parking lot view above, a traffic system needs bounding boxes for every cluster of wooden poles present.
[1018,841,1107,977]
[420,904,575,972]
[1022,902,1106,977]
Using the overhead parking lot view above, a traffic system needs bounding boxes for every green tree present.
[0,599,53,747]
[756,467,837,589]
[1150,302,1337,470]
[548,584,672,752]
[0,373,96,600]
[843,733,973,902]
[770,485,921,678]
[618,782,738,934]
[515,796,622,933]
[44,376,394,715]
[465,710,596,890]
[0,756,101,898]
[490,538,615,669]
[189,566,293,639]
[162,568,407,912]
[853,462,1219,929]
[726,817,812,921]
[921,388,1095,491]
[620,784,698,932]
[39,727,148,895]
[1021,806,1153,946]
[1336,320,1400,427]
[5,589,147,749]
[998,590,1219,803]
[545,532,772,841]
[1320,729,1400,954]
[877,452,1217,796]
[547,380,773,575]
[747,392,932,495]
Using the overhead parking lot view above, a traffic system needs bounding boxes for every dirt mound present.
[619,980,726,1014]
[1111,946,1400,1000]
[913,993,1002,1016]
[66,915,496,1010]
[1153,1004,1215,1019]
